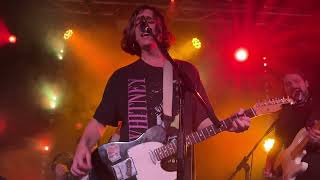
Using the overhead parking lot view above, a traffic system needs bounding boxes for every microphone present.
[140,16,152,34]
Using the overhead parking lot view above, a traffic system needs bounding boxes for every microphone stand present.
[228,119,278,180]
[146,29,222,180]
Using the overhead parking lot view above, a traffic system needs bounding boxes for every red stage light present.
[8,35,16,43]
[234,48,248,62]
[75,122,83,130]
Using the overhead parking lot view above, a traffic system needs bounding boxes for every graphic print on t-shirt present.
[128,78,148,141]
[149,79,180,132]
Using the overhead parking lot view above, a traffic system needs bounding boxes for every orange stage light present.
[44,145,50,151]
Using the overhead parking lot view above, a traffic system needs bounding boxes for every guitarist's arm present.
[264,136,283,179]
[197,109,250,132]
[71,118,106,177]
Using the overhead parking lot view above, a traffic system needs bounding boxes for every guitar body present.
[273,128,309,180]
[91,126,175,180]
[127,142,176,180]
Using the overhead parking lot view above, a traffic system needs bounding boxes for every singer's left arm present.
[197,109,250,132]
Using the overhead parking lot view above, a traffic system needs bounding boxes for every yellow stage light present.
[64,29,73,40]
[40,83,61,110]
[50,101,56,109]
[192,38,201,49]
[58,54,63,60]
[264,138,275,153]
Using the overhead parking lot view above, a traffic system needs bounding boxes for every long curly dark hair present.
[121,5,175,56]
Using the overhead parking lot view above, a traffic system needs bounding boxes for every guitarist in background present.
[71,5,251,180]
[264,71,320,180]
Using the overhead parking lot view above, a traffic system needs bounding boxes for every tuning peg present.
[256,100,261,106]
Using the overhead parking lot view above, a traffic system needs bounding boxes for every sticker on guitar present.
[105,144,121,163]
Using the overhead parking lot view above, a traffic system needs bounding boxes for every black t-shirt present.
[94,59,218,180]
[275,98,320,180]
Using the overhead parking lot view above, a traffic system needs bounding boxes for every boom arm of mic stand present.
[228,119,278,180]
[147,31,222,180]
[147,32,222,128]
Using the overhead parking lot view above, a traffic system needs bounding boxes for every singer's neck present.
[141,47,167,67]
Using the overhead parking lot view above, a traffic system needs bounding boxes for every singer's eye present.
[147,20,155,24]
[145,17,155,24]
[135,16,156,25]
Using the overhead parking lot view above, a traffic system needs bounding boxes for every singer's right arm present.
[71,118,106,176]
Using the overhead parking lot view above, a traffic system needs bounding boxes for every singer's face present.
[134,9,160,48]
[283,74,309,101]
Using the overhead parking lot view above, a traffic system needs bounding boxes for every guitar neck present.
[153,108,257,161]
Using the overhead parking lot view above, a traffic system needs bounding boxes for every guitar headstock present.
[253,97,294,116]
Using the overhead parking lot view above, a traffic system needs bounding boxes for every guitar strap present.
[163,61,195,180]
[162,60,175,129]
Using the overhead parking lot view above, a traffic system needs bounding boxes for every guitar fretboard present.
[152,108,257,161]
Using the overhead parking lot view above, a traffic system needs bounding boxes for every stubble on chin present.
[141,42,158,52]
[141,43,152,52]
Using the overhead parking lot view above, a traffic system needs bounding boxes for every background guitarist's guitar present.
[91,97,294,180]
[273,121,320,180]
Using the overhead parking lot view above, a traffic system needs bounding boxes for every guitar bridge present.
[112,157,137,180]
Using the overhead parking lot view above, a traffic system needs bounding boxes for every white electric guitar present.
[91,97,294,180]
